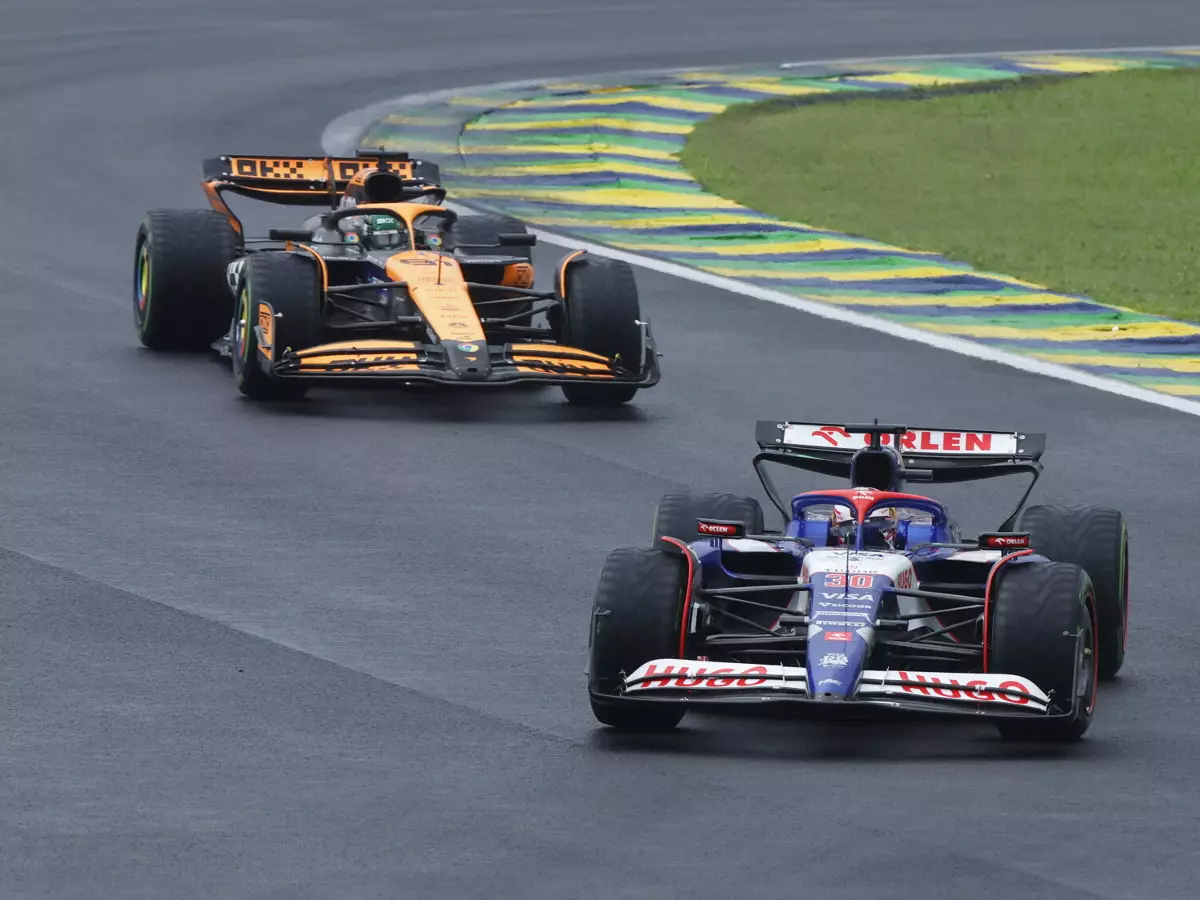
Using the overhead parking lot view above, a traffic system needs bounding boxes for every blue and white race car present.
[586,420,1129,742]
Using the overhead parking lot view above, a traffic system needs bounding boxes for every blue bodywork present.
[682,490,1017,701]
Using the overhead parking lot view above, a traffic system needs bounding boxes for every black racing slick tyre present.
[231,253,323,401]
[989,561,1097,742]
[588,547,689,731]
[134,209,239,350]
[555,255,643,407]
[651,492,766,547]
[1017,504,1129,680]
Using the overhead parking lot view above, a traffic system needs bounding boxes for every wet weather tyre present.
[556,256,643,407]
[1017,504,1128,680]
[989,561,1097,742]
[133,209,239,350]
[232,253,323,401]
[588,547,689,731]
[651,492,766,547]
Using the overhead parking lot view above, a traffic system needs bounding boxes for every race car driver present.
[829,504,900,549]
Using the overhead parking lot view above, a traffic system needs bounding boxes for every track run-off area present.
[3,2,1200,898]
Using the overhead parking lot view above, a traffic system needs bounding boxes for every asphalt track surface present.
[5,2,1200,897]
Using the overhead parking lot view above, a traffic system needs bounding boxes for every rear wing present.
[201,151,443,231]
[753,420,1046,528]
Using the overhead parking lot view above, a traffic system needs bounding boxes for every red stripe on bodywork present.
[661,536,697,658]
[981,548,1033,673]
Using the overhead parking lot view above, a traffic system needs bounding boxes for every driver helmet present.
[341,213,406,250]
[829,503,898,549]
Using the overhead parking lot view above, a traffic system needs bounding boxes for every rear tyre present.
[232,253,323,401]
[134,209,238,350]
[651,492,766,547]
[588,547,689,731]
[555,255,643,407]
[451,214,534,321]
[450,213,532,260]
[1017,504,1128,680]
[989,561,1097,742]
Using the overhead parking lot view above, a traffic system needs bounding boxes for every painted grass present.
[682,69,1200,323]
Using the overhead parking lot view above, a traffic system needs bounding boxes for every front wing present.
[606,659,1061,719]
[269,336,659,387]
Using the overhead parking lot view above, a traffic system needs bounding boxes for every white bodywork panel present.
[623,659,1050,712]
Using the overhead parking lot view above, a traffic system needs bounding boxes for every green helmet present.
[363,214,405,250]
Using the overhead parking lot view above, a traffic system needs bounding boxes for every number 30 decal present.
[824,573,873,588]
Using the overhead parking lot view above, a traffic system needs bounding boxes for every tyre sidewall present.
[133,209,238,350]
[232,253,321,400]
[990,560,1097,740]
[231,279,264,392]
[1018,504,1128,679]
[588,547,689,697]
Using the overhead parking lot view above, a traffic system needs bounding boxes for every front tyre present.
[134,209,238,350]
[555,255,643,407]
[231,253,323,401]
[588,547,689,731]
[989,561,1097,742]
[1017,504,1128,680]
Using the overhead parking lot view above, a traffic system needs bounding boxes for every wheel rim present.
[1081,595,1099,715]
[136,243,150,318]
[235,286,251,361]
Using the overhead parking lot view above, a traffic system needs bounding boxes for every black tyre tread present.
[990,561,1094,742]
[651,491,766,547]
[558,256,643,407]
[588,547,688,731]
[233,253,323,401]
[134,208,238,350]
[1018,504,1127,680]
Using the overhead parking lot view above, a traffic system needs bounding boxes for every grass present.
[681,68,1200,323]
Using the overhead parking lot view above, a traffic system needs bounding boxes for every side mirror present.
[498,232,537,247]
[269,228,314,242]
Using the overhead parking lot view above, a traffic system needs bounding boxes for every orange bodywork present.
[508,343,614,376]
[500,262,535,289]
[290,339,421,373]
[384,251,485,343]
[256,301,275,361]
[337,202,491,344]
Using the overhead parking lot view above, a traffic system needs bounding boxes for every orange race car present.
[132,150,660,405]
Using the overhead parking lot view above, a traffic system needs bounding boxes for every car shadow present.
[585,713,1116,763]
[130,349,659,425]
[249,385,657,425]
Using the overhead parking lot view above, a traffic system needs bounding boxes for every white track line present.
[322,45,1200,418]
